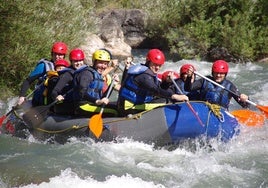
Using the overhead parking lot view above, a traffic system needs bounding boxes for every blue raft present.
[1,101,240,146]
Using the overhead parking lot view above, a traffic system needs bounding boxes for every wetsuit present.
[50,67,75,102]
[118,64,173,115]
[185,76,249,109]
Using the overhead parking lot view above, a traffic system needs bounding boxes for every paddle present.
[171,78,205,126]
[89,80,115,138]
[22,89,73,128]
[231,109,265,126]
[0,83,43,127]
[0,108,15,127]
[194,71,268,123]
[22,98,59,129]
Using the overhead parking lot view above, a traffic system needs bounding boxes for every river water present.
[0,50,267,188]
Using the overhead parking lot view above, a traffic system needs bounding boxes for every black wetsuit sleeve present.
[229,82,249,108]
[51,72,73,100]
[19,75,40,97]
[121,68,128,86]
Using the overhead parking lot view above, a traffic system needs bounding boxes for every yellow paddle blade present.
[231,109,265,126]
[257,105,268,118]
[89,113,103,138]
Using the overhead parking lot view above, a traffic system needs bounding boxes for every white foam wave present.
[18,168,164,188]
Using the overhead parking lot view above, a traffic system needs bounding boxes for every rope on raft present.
[36,125,87,134]
[32,102,225,133]
[12,101,224,134]
[205,102,223,120]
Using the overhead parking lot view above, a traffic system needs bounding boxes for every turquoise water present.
[0,54,268,188]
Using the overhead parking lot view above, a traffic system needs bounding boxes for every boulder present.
[80,33,105,65]
[81,9,147,59]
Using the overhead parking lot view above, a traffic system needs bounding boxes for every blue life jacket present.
[30,59,54,83]
[73,65,104,101]
[87,67,104,100]
[32,59,54,106]
[119,64,155,104]
[200,78,231,108]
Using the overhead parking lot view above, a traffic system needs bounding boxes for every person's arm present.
[19,77,36,97]
[19,63,45,96]
[51,72,73,101]
[229,82,249,108]
[135,74,188,101]
[18,63,45,105]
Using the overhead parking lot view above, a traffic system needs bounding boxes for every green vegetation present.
[0,0,267,99]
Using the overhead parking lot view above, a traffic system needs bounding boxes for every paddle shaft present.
[99,79,115,114]
[89,79,116,138]
[171,78,204,126]
[194,71,256,107]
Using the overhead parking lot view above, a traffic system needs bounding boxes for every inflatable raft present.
[0,101,240,146]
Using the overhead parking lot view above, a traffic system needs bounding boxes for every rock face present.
[79,9,267,63]
[80,34,105,65]
[81,9,147,63]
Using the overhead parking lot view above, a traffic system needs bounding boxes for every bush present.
[144,0,268,61]
[0,0,96,99]
[0,0,267,99]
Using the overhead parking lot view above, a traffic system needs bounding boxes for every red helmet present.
[161,70,180,81]
[180,64,195,75]
[212,60,229,74]
[146,49,165,65]
[69,48,85,61]
[157,73,163,80]
[51,42,68,54]
[55,59,70,68]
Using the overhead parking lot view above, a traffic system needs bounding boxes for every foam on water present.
[1,59,268,188]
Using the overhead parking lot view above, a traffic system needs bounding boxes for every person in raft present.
[72,49,118,117]
[17,41,68,106]
[117,49,189,116]
[49,48,85,115]
[44,59,71,106]
[184,60,249,110]
[161,64,200,101]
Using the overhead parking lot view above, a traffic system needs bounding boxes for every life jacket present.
[43,68,74,104]
[175,79,199,100]
[119,64,155,104]
[73,65,104,101]
[35,59,55,84]
[32,59,54,106]
[200,77,231,108]
[43,70,59,100]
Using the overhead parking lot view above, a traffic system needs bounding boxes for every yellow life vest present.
[43,71,59,99]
